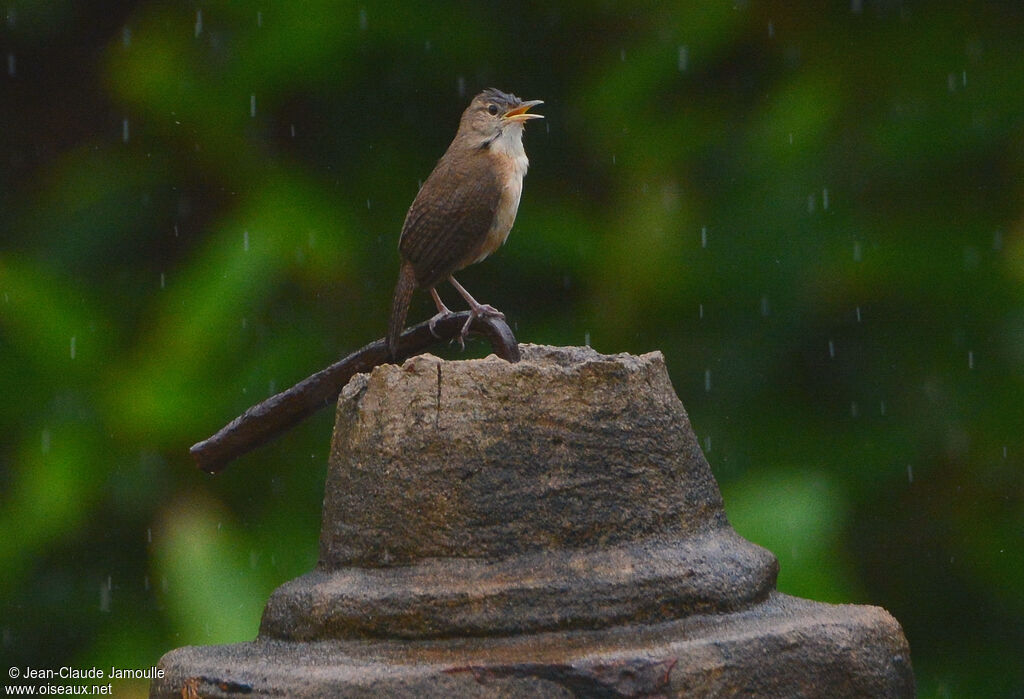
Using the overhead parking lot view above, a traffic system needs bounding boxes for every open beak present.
[504,99,544,123]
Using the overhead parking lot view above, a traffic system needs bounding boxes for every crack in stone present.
[435,362,442,430]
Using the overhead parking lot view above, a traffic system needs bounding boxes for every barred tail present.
[387,261,418,359]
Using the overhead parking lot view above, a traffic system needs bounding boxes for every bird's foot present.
[459,304,505,348]
[476,304,505,320]
[428,310,457,339]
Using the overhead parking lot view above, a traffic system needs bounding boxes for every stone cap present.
[320,344,728,567]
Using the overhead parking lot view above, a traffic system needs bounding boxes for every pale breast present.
[465,129,530,267]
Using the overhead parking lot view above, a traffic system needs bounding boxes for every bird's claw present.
[459,315,474,348]
[475,304,505,320]
[456,304,505,350]
[428,310,456,339]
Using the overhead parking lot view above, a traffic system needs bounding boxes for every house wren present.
[387,88,543,358]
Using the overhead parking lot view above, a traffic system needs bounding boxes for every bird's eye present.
[487,104,499,116]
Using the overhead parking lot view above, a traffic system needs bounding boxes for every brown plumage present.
[387,88,542,358]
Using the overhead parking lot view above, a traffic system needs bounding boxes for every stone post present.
[152,345,914,697]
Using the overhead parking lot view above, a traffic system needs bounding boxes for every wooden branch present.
[190,313,519,474]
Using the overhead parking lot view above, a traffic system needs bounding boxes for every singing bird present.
[387,88,543,358]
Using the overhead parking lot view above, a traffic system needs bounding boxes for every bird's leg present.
[448,275,505,344]
[448,275,504,318]
[427,288,456,339]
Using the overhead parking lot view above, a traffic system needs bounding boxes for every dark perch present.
[190,312,519,474]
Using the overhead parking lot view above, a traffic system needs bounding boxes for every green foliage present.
[2,1,1022,695]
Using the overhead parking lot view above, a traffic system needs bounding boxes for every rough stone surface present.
[152,345,914,697]
[320,345,727,566]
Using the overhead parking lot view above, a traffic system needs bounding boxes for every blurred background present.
[2,1,1022,696]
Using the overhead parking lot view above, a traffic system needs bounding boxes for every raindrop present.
[828,339,835,359]
[173,224,179,237]
[161,576,168,592]
[704,435,711,452]
[880,400,886,416]
[194,9,203,38]
[992,230,1003,250]
[358,7,367,31]
[700,226,707,248]
[851,0,863,13]
[268,379,276,394]
[704,369,711,392]
[850,402,859,417]
[147,527,152,543]
[6,53,14,77]
[70,336,77,359]
[620,49,626,62]
[1003,446,1008,458]
[241,317,248,329]
[366,199,371,210]
[424,40,431,52]
[250,551,259,569]
[806,193,816,214]
[698,303,704,319]
[967,350,974,369]
[947,73,957,93]
[160,272,166,289]
[41,429,51,454]
[822,187,829,211]
[457,75,466,97]
[257,11,262,28]
[853,241,862,261]
[855,306,862,322]
[243,230,250,252]
[99,577,112,613]
[122,118,130,143]
[144,576,150,591]
[788,132,793,144]
[962,70,967,88]
[2,628,9,646]
[122,26,132,47]
[584,331,591,347]
[760,295,770,316]
[906,464,913,483]
[290,124,296,138]
[5,5,14,26]
[611,154,616,165]
[250,93,256,118]
[677,45,688,71]
[768,20,774,38]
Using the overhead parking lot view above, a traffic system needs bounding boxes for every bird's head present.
[457,88,543,145]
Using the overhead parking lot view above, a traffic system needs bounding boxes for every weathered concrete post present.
[152,345,914,697]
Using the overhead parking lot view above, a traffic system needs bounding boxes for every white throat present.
[489,123,529,179]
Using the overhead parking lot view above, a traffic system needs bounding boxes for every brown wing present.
[399,149,501,290]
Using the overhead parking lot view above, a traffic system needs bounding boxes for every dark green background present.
[2,2,1022,696]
